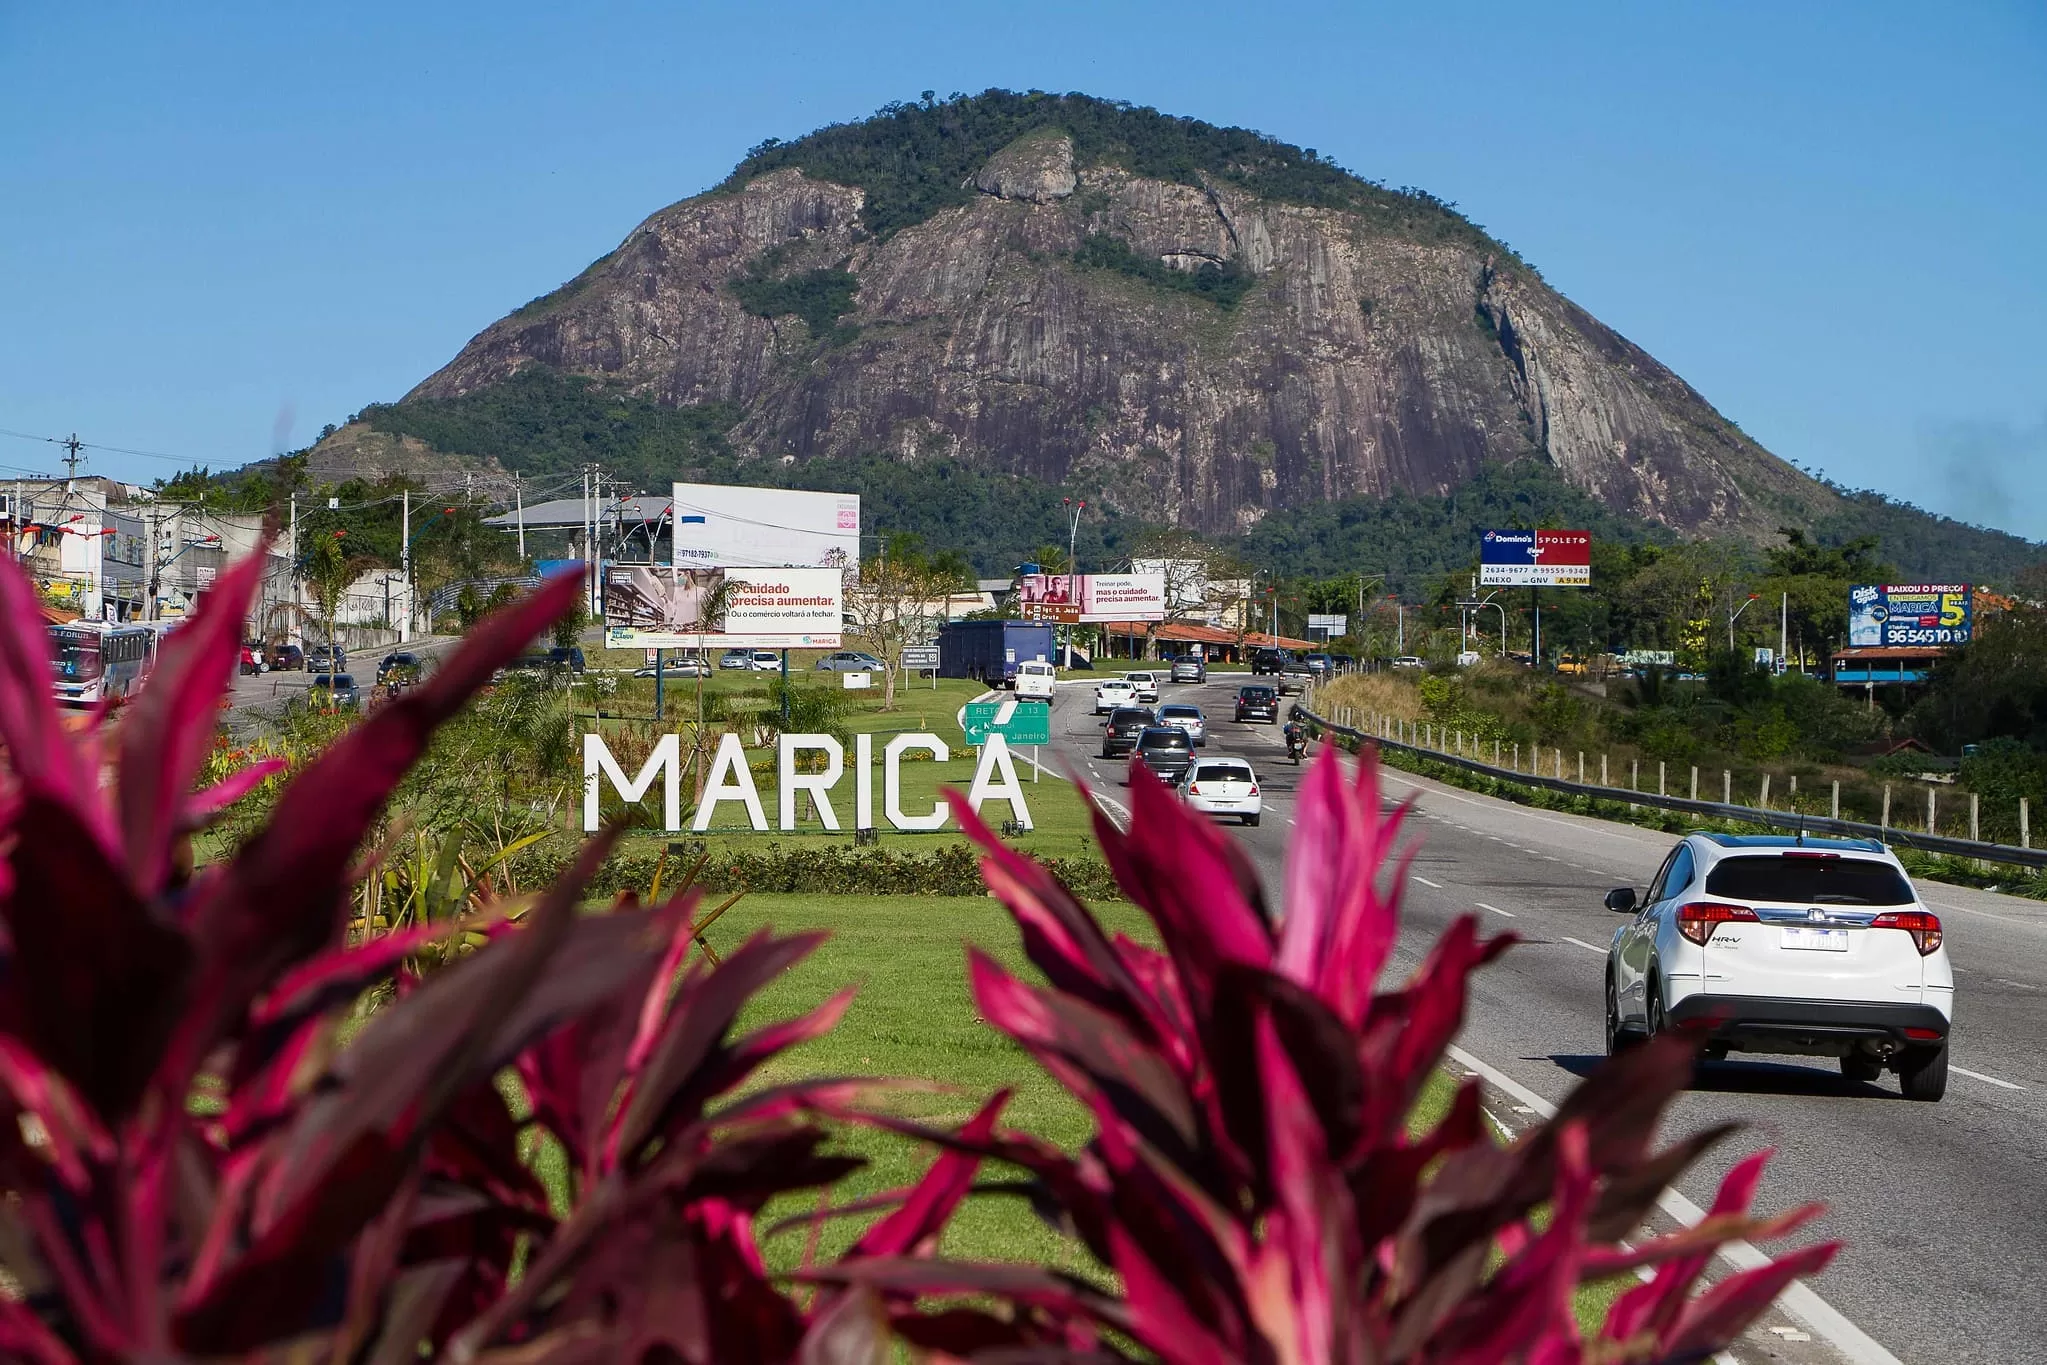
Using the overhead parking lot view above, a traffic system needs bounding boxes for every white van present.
[1015,660,1057,703]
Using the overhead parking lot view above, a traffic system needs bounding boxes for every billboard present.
[1016,572,1167,622]
[604,565,843,649]
[1479,529,1592,587]
[1848,584,1972,648]
[671,483,860,570]
[1307,614,1348,634]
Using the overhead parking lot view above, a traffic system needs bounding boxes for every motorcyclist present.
[1283,718,1307,762]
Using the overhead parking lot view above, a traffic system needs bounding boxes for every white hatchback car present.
[1094,679,1137,714]
[1123,671,1160,704]
[1179,757,1261,826]
[1604,833,1954,1101]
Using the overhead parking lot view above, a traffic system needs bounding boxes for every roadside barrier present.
[1297,703,2047,873]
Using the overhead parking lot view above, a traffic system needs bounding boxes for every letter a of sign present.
[692,732,768,832]
[966,734,1032,827]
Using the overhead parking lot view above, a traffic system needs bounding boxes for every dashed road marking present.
[1475,902,1516,918]
[1560,936,1609,956]
[1412,875,1444,889]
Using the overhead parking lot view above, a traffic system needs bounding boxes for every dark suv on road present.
[305,644,345,673]
[1251,648,1291,676]
[1132,727,1195,785]
[1101,706,1157,758]
[1234,685,1279,723]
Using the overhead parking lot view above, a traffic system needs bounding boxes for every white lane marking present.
[1922,898,2035,928]
[1475,902,1516,918]
[1951,1065,2025,1091]
[1560,936,1609,956]
[1444,1044,1904,1365]
[1412,875,1444,889]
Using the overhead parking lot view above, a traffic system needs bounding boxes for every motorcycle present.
[1285,727,1307,764]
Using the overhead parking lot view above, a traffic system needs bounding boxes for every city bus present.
[48,622,157,707]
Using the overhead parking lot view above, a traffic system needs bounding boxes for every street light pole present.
[1728,592,1761,652]
[1062,497,1085,666]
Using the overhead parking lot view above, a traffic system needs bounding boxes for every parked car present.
[1123,671,1160,704]
[377,651,421,684]
[308,673,361,710]
[267,642,303,671]
[1603,833,1953,1101]
[1456,650,1483,668]
[815,650,885,672]
[1094,679,1138,715]
[1181,756,1262,826]
[1131,726,1196,785]
[719,649,751,670]
[305,644,346,673]
[1100,706,1157,758]
[1234,684,1279,723]
[1014,659,1057,703]
[749,650,781,672]
[1170,656,1207,684]
[549,646,586,674]
[634,655,711,678]
[1390,655,1425,670]
[1156,702,1207,747]
[238,645,262,677]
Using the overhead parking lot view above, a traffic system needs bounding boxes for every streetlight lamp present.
[1728,592,1762,652]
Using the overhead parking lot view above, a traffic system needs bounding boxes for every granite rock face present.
[408,135,1826,537]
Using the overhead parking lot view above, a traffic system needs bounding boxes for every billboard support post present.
[654,649,664,722]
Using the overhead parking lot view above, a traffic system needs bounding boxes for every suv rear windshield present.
[1704,855,1914,906]
[1239,687,1275,699]
[1137,729,1191,749]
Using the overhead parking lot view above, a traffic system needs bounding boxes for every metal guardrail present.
[1297,704,2047,873]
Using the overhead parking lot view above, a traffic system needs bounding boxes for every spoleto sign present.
[582,731,1032,832]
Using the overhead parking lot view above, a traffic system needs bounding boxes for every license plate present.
[1780,927,1848,952]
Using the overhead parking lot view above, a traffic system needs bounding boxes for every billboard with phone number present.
[1478,529,1592,586]
[1847,584,1972,647]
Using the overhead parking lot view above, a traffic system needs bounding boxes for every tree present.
[302,528,365,664]
[845,534,974,710]
[1130,527,1250,654]
[1755,527,1897,664]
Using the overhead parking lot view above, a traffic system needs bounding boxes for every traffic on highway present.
[1038,666,2046,1365]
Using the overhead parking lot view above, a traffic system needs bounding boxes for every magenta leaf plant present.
[804,754,1838,1363]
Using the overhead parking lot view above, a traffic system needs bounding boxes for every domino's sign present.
[1478,529,1592,587]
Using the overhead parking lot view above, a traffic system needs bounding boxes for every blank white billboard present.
[672,483,860,570]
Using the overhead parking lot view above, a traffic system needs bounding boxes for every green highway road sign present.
[963,700,1051,746]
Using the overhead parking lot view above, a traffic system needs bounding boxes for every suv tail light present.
[1677,901,1758,945]
[1869,910,1943,955]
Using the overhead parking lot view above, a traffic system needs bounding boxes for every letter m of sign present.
[584,733,681,832]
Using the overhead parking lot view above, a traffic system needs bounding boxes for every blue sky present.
[3,1,2042,541]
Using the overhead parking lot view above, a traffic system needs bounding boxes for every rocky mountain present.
[381,92,1836,540]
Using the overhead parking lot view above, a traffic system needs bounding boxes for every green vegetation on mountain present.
[728,246,861,343]
[721,89,1527,265]
[1070,234,1256,309]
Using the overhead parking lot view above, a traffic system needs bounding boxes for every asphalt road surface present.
[1043,673,2047,1365]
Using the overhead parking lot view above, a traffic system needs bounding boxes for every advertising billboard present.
[670,483,860,570]
[1479,529,1592,587]
[1847,584,1972,648]
[1016,573,1167,622]
[604,565,843,649]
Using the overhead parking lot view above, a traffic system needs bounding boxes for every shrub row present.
[512,839,1122,901]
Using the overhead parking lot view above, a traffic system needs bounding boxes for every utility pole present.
[142,506,159,623]
[1780,591,1789,675]
[400,488,412,643]
[287,493,300,645]
[514,475,526,560]
[60,434,83,482]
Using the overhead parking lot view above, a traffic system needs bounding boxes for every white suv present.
[1603,833,1954,1101]
[1123,671,1160,704]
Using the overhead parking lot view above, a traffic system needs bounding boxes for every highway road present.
[1040,672,2047,1365]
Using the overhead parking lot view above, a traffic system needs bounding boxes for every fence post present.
[1555,748,1563,780]
[1970,792,1979,844]
[1881,784,1891,832]
[1690,766,1699,801]
[1831,780,1840,820]
[1513,743,1520,772]
[1494,739,1502,766]
[1789,774,1798,805]
[1579,752,1586,784]
[1631,759,1639,791]
[1723,770,1731,806]
[2023,797,2031,850]
[1759,774,1771,810]
[1926,786,1936,835]
[1601,754,1609,786]
[1658,761,1666,797]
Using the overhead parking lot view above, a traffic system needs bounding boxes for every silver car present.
[1156,702,1206,747]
